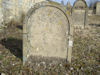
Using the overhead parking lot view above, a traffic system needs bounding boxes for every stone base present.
[24,55,67,74]
[25,55,67,65]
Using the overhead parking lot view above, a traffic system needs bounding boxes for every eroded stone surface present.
[0,1,3,31]
[23,1,70,62]
[96,2,100,15]
[72,0,88,29]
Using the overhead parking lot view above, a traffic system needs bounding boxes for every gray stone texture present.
[23,1,70,62]
[2,0,19,23]
[72,10,86,28]
[0,0,99,29]
[21,0,46,13]
[0,8,3,30]
[73,0,87,9]
[1,0,46,23]
[72,0,87,29]
[96,2,100,15]
[88,10,93,16]
[0,0,3,30]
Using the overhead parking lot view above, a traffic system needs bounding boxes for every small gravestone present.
[0,1,4,31]
[96,2,100,15]
[2,0,19,23]
[23,1,71,64]
[72,0,88,29]
[0,8,3,29]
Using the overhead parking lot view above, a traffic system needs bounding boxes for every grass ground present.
[0,20,100,75]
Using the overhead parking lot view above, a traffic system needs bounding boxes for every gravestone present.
[96,2,100,15]
[72,10,86,29]
[0,0,4,31]
[23,1,71,64]
[0,8,3,30]
[21,0,46,13]
[1,0,46,23]
[2,0,19,23]
[72,0,87,29]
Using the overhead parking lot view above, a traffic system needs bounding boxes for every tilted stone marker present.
[23,1,73,64]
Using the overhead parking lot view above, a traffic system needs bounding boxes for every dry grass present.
[0,19,100,74]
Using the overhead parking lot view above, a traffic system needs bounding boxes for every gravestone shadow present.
[0,38,22,60]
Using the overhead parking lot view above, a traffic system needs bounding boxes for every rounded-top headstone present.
[73,0,87,9]
[23,1,70,63]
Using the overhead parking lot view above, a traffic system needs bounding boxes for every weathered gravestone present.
[21,0,46,13]
[72,0,88,29]
[2,0,19,23]
[96,2,100,15]
[0,0,4,31]
[23,1,72,64]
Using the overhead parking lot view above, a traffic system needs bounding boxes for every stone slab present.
[96,2,100,15]
[72,9,86,28]
[23,1,70,63]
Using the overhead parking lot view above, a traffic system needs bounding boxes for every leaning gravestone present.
[23,1,71,64]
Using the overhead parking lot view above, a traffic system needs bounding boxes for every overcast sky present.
[52,0,100,6]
